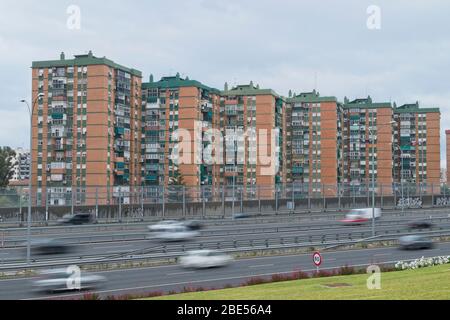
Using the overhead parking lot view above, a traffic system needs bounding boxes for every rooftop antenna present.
[314,72,318,91]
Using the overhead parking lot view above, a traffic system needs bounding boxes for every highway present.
[0,209,450,267]
[1,214,450,264]
[1,242,449,300]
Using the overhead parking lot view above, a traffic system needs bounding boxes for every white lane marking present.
[374,253,392,257]
[249,264,274,268]
[105,250,130,254]
[92,245,133,250]
[167,271,195,276]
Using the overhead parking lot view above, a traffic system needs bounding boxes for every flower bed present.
[395,256,450,271]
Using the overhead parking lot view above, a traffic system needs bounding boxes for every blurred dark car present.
[399,235,434,250]
[407,219,434,230]
[30,238,75,255]
[58,213,93,225]
[232,213,252,220]
[184,220,203,231]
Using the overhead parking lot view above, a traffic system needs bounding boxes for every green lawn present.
[148,265,450,300]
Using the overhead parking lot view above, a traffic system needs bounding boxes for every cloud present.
[0,0,449,168]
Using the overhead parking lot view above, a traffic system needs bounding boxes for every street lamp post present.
[393,143,405,215]
[367,120,395,237]
[20,93,44,265]
[368,127,376,237]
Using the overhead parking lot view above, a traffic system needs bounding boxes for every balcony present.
[292,167,304,174]
[201,101,213,112]
[145,175,158,182]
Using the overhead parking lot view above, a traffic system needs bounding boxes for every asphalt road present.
[0,212,450,266]
[2,215,449,263]
[1,242,449,300]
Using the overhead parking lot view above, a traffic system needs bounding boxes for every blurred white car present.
[340,208,382,225]
[179,250,233,269]
[32,269,107,293]
[152,226,200,241]
[148,220,184,232]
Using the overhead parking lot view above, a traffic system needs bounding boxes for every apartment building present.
[342,97,394,195]
[447,130,450,184]
[9,148,31,182]
[393,102,441,193]
[220,83,284,197]
[285,90,342,196]
[31,51,142,205]
[30,53,443,203]
[141,74,222,192]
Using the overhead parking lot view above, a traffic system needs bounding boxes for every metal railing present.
[1,229,449,272]
[1,183,450,223]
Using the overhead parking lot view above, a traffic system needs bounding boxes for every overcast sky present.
[0,0,449,166]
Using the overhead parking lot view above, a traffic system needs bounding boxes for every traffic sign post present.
[313,252,322,274]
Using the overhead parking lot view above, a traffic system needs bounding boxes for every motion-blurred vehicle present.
[32,268,107,293]
[232,213,252,220]
[148,220,203,232]
[58,213,93,225]
[179,250,233,269]
[148,220,184,232]
[152,226,200,242]
[30,238,75,255]
[399,235,434,250]
[184,220,204,231]
[340,208,382,225]
[407,219,434,230]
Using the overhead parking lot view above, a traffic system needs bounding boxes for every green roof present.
[393,103,440,114]
[32,52,142,77]
[342,96,391,109]
[221,84,281,98]
[142,76,221,94]
[287,91,337,103]
[342,102,392,109]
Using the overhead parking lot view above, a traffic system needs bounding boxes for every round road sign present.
[313,252,322,267]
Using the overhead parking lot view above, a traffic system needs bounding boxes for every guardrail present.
[2,206,450,231]
[1,229,449,272]
[3,216,450,249]
[2,203,450,228]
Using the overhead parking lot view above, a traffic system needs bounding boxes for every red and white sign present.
[313,252,322,267]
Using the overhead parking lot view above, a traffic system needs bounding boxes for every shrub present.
[337,266,356,276]
[314,270,335,278]
[271,274,287,283]
[182,286,196,293]
[144,291,164,298]
[81,293,101,300]
[291,270,310,280]
[244,277,270,286]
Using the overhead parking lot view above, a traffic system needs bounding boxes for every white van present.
[340,208,382,225]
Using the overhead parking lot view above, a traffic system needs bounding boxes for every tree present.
[169,169,185,186]
[0,147,17,188]
[168,169,189,203]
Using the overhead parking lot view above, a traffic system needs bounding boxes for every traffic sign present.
[313,252,322,267]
